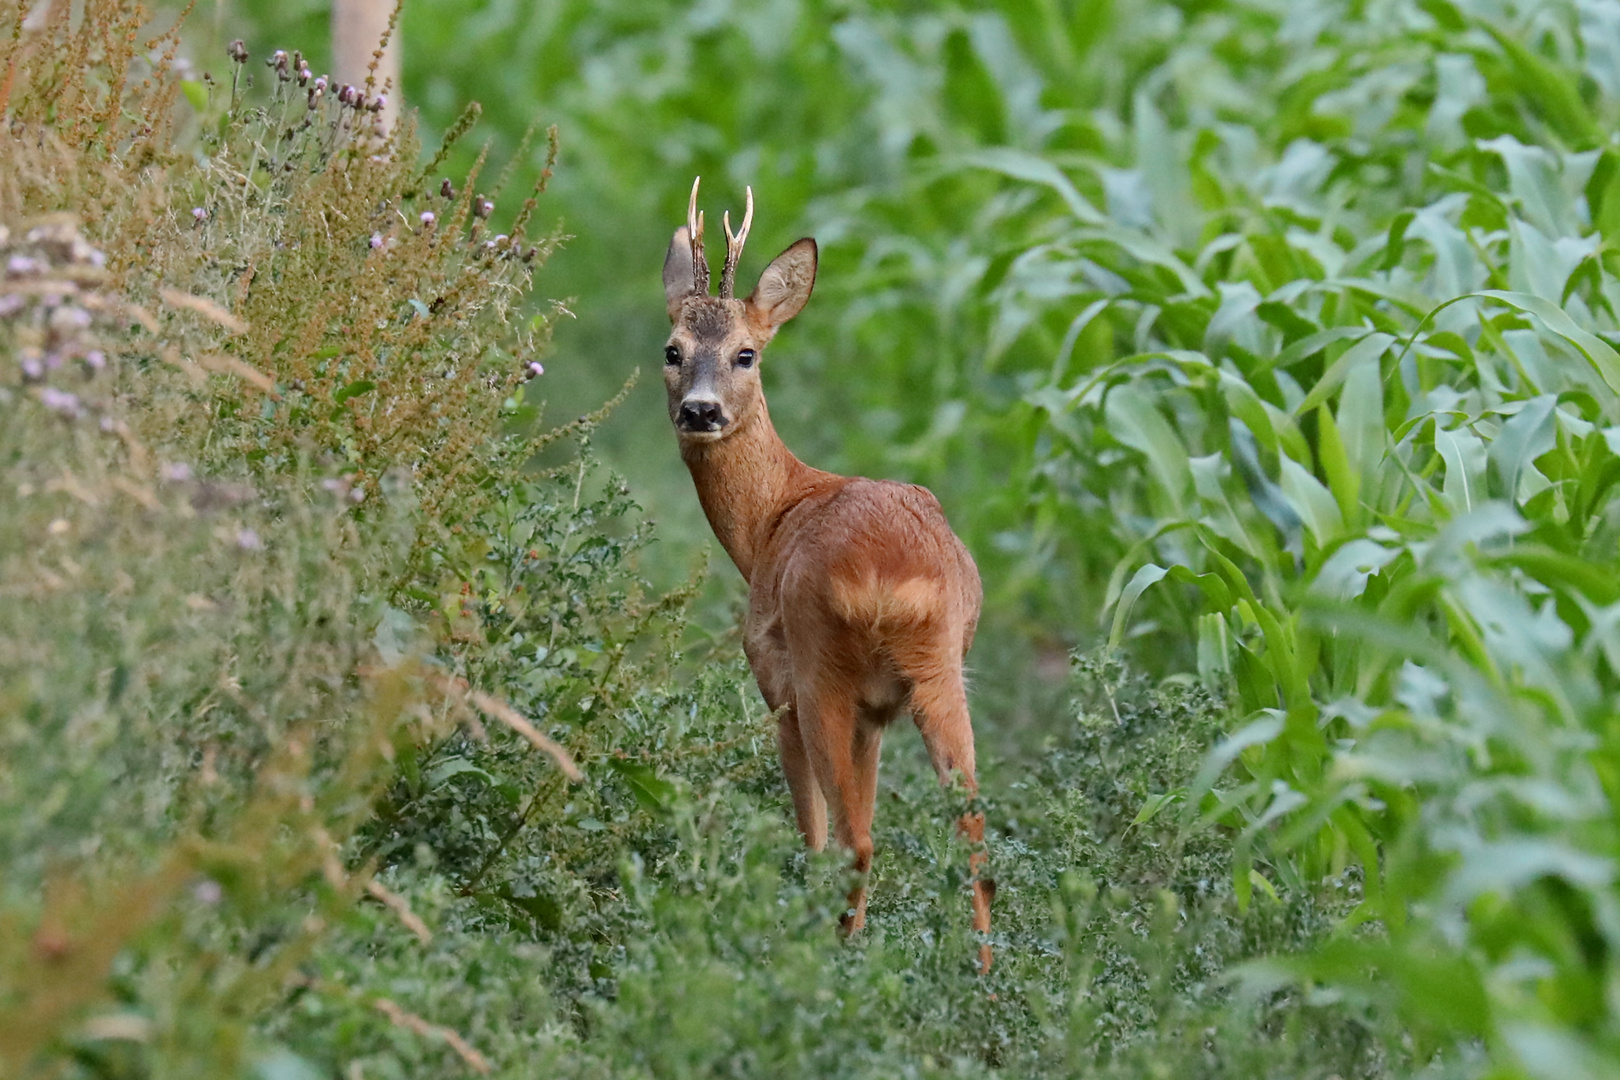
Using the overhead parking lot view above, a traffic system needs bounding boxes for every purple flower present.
[192,207,208,223]
[370,232,384,249]
[40,387,81,416]
[526,361,545,379]
[236,527,263,551]
[193,879,223,904]
[7,254,37,275]
[162,462,194,483]
[86,349,106,370]
[419,211,436,227]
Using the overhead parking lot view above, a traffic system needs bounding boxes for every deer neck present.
[680,401,819,585]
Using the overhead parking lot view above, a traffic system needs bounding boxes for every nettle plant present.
[948,0,1620,1069]
[0,4,642,1075]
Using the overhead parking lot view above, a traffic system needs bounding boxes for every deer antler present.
[687,176,710,296]
[720,186,754,299]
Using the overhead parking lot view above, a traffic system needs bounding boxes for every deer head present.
[662,178,817,441]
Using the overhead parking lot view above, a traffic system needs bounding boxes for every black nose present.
[679,400,724,431]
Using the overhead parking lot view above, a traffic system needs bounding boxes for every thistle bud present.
[440,179,455,199]
[369,94,387,113]
[474,197,493,219]
[227,39,249,64]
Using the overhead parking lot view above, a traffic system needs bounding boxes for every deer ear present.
[663,226,697,322]
[746,238,816,336]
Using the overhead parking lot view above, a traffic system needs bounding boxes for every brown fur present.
[662,215,994,971]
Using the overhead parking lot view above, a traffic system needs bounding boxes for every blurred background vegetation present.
[7,0,1620,1075]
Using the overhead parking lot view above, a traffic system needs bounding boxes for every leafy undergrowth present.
[14,1,1608,1077]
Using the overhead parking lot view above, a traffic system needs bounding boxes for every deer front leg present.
[776,707,827,851]
[798,686,881,934]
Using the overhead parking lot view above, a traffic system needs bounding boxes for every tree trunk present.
[332,0,399,128]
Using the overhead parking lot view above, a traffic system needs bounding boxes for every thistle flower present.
[39,387,81,417]
[419,211,436,227]
[475,198,494,219]
[525,361,544,379]
[192,207,209,224]
[370,232,384,249]
[369,94,387,113]
[227,39,249,64]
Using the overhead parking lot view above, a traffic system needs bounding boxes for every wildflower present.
[193,879,223,905]
[162,462,194,483]
[313,75,328,93]
[526,361,545,379]
[7,254,37,275]
[297,63,311,86]
[369,94,387,113]
[440,179,455,199]
[0,295,26,316]
[475,198,494,219]
[39,387,81,417]
[494,233,509,246]
[192,207,208,224]
[236,527,263,551]
[20,356,43,380]
[227,39,248,64]
[349,486,366,503]
[370,232,384,249]
[419,211,436,227]
[271,49,289,80]
[85,350,106,370]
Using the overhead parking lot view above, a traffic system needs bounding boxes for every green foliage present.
[15,0,1620,1076]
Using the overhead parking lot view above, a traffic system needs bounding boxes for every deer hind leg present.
[797,685,882,934]
[909,670,995,974]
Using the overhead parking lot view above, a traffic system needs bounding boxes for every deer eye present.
[663,345,681,366]
[736,349,756,368]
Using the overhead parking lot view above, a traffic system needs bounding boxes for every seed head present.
[227,39,248,64]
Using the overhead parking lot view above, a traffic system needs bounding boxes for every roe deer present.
[660,178,994,972]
